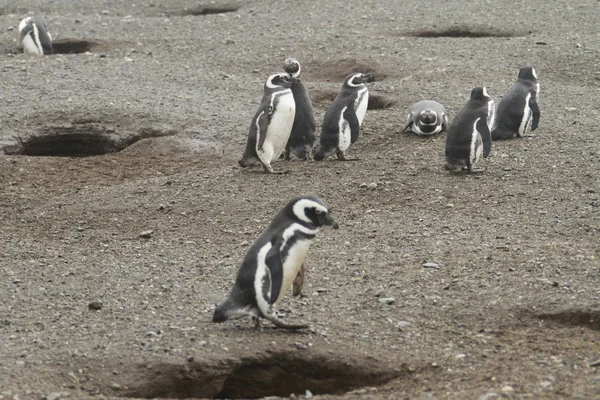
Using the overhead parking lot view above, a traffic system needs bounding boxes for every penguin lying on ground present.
[491,67,540,140]
[238,73,296,173]
[402,100,448,136]
[445,87,494,173]
[19,16,53,56]
[314,72,372,161]
[212,195,339,330]
[282,58,317,160]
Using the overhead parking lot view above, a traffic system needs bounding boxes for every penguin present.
[282,58,317,160]
[212,195,339,329]
[402,100,449,136]
[444,87,494,173]
[314,72,372,161]
[19,16,53,56]
[491,67,540,140]
[238,73,296,174]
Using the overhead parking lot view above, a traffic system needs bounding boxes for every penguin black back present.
[491,67,540,140]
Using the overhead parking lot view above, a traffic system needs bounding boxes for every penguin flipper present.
[529,96,540,131]
[442,113,449,132]
[344,106,360,144]
[478,118,492,158]
[265,241,284,305]
[401,113,414,132]
[255,110,270,153]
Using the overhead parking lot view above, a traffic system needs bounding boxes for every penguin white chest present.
[277,238,312,303]
[265,90,296,162]
[338,106,352,152]
[21,25,44,56]
[354,87,369,125]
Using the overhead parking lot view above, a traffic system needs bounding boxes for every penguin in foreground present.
[282,58,317,160]
[238,73,296,174]
[19,16,53,56]
[445,87,494,173]
[212,195,339,329]
[402,100,448,136]
[314,72,372,161]
[491,67,540,140]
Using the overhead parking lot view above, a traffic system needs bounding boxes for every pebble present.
[45,393,62,400]
[422,261,440,269]
[139,230,154,238]
[378,297,396,305]
[500,385,514,393]
[88,301,103,311]
[397,320,411,328]
[305,389,313,398]
[478,393,498,400]
[366,182,377,190]
[110,383,121,390]
[540,381,552,389]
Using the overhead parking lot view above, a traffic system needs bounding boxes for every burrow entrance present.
[402,26,526,38]
[176,5,239,16]
[52,38,102,54]
[307,58,388,82]
[536,307,600,331]
[5,123,176,157]
[312,90,397,110]
[113,352,406,399]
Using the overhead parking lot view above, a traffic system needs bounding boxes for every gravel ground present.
[1,0,599,399]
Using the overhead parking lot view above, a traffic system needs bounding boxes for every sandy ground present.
[0,0,599,399]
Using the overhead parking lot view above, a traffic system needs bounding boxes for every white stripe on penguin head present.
[347,73,364,87]
[292,198,328,225]
[266,73,289,89]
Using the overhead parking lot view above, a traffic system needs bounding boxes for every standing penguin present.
[445,87,494,173]
[402,100,449,136]
[314,72,372,161]
[212,195,339,329]
[282,58,317,160]
[19,16,53,56]
[491,67,540,140]
[239,73,296,173]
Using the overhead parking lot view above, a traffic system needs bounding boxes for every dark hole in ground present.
[178,5,239,16]
[537,307,600,331]
[403,27,525,38]
[52,38,100,54]
[119,352,404,399]
[312,90,397,110]
[308,58,386,82]
[7,124,176,157]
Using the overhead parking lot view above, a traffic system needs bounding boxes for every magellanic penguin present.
[19,16,53,56]
[402,100,448,136]
[491,67,540,140]
[282,58,317,160]
[445,87,494,173]
[212,195,339,330]
[314,72,372,161]
[239,73,296,174]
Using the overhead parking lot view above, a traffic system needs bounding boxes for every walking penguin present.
[282,58,317,160]
[238,73,296,173]
[212,195,339,329]
[491,67,540,140]
[19,16,53,56]
[314,72,372,161]
[402,100,448,136]
[445,87,494,173]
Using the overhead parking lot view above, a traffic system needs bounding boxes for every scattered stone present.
[139,230,154,239]
[88,301,103,311]
[110,383,121,390]
[315,288,329,293]
[187,356,194,362]
[397,320,411,328]
[501,385,514,393]
[589,359,600,367]
[374,288,385,297]
[422,261,440,269]
[45,393,62,400]
[478,393,498,400]
[539,381,552,389]
[456,353,466,359]
[359,182,367,188]
[366,182,378,190]
[305,389,313,398]
[293,342,308,350]
[378,297,396,305]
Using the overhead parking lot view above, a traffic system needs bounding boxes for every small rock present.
[456,353,466,359]
[315,288,329,293]
[540,381,552,389]
[110,383,121,390]
[187,356,194,362]
[305,389,313,398]
[359,182,367,188]
[366,182,377,190]
[397,320,411,328]
[45,393,62,400]
[422,261,440,269]
[88,301,103,311]
[293,342,308,350]
[378,297,396,305]
[373,288,385,297]
[101,10,110,14]
[139,230,154,239]
[501,385,514,393]
[478,393,498,400]
[589,359,600,367]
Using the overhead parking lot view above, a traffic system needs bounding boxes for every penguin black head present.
[285,196,339,229]
[517,67,538,82]
[418,110,438,125]
[345,72,373,87]
[283,58,301,78]
[266,73,293,90]
[470,87,491,101]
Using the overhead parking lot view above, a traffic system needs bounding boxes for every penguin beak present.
[321,214,339,229]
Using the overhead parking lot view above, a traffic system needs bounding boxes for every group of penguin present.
[16,16,542,330]
[238,57,541,174]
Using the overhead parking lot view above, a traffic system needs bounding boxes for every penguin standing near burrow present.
[402,100,449,136]
[19,16,53,56]
[491,67,540,140]
[445,87,494,173]
[212,195,339,329]
[282,58,316,160]
[314,72,372,161]
[238,73,296,174]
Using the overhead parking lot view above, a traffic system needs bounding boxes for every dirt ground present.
[1,0,599,399]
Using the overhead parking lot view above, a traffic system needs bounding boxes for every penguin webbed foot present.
[266,316,309,330]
